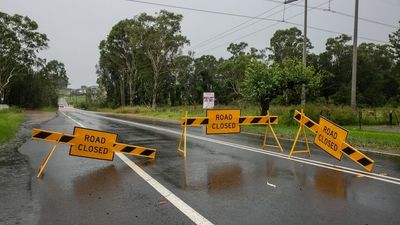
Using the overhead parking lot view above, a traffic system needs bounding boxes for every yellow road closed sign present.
[70,127,117,161]
[314,117,348,160]
[206,109,240,134]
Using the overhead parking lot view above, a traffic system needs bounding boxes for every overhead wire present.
[125,0,391,55]
[197,0,389,55]
[191,3,283,49]
[192,1,303,50]
[263,0,398,29]
[196,0,330,55]
[126,0,282,23]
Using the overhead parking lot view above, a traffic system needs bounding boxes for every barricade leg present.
[289,124,311,158]
[263,122,283,152]
[37,129,66,178]
[178,111,188,159]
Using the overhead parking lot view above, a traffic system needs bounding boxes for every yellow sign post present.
[290,109,375,172]
[70,127,117,161]
[314,117,347,160]
[206,109,240,134]
[179,109,282,158]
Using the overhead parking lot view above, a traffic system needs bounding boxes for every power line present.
[192,1,306,51]
[197,0,330,55]
[125,0,390,55]
[197,0,388,55]
[191,2,284,49]
[286,21,388,43]
[264,0,398,29]
[126,0,281,23]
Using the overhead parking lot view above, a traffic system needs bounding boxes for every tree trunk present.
[128,80,133,106]
[260,97,270,116]
[151,70,159,110]
[120,75,125,107]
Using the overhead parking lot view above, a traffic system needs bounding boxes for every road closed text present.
[316,126,339,152]
[207,110,240,134]
[76,143,109,154]
[314,117,348,160]
[211,114,237,129]
[70,127,117,161]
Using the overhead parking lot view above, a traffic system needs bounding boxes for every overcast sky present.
[2,0,399,89]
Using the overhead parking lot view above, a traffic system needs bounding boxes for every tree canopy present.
[95,13,400,112]
[0,11,69,108]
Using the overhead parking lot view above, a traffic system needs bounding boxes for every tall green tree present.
[318,34,353,103]
[279,59,320,105]
[242,59,282,115]
[357,43,394,106]
[388,21,400,105]
[8,60,68,108]
[268,27,312,64]
[389,21,400,61]
[98,19,142,107]
[38,60,69,106]
[218,42,257,100]
[137,10,189,109]
[243,59,319,115]
[172,55,194,105]
[0,12,48,103]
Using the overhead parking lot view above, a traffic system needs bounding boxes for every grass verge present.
[0,108,24,144]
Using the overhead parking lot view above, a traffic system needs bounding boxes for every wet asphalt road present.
[14,108,400,224]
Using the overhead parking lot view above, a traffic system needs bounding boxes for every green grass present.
[0,108,23,144]
[346,127,400,151]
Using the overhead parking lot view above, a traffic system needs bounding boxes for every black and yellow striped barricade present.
[178,109,283,158]
[290,109,375,172]
[32,127,156,177]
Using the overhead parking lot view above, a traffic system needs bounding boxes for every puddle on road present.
[314,169,348,199]
[207,163,242,193]
[73,165,121,199]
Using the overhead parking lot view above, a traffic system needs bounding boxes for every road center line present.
[71,109,400,185]
[60,110,213,225]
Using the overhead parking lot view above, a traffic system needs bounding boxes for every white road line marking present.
[72,109,400,186]
[61,111,85,127]
[117,153,212,225]
[60,110,213,225]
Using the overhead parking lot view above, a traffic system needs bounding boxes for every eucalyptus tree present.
[172,55,194,105]
[218,42,255,100]
[268,27,312,64]
[98,18,142,106]
[0,12,48,103]
[136,10,189,109]
[38,60,68,106]
[389,21,400,105]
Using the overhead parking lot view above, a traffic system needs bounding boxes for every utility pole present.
[351,0,359,109]
[285,0,307,105]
